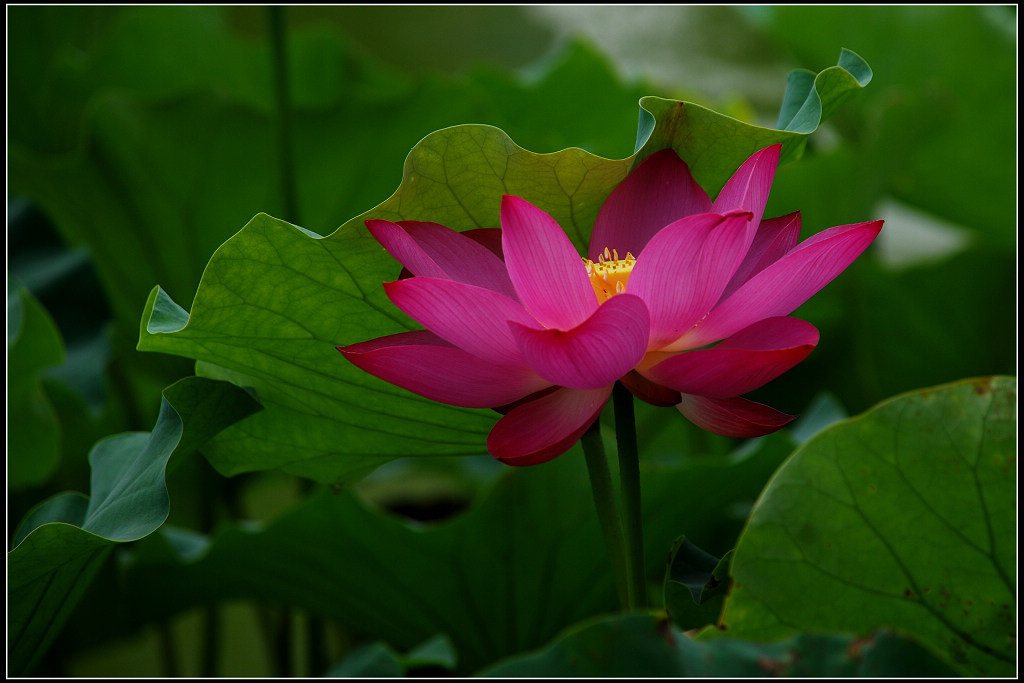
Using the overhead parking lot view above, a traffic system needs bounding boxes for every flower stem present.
[268,6,299,223]
[580,420,630,610]
[613,381,647,609]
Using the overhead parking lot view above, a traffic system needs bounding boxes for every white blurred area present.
[871,199,971,269]
[526,5,791,117]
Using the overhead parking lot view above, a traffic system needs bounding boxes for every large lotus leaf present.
[136,50,870,485]
[717,377,1016,677]
[6,377,260,676]
[110,428,789,673]
[478,613,956,677]
[7,278,66,489]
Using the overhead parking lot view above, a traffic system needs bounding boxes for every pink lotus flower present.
[339,145,882,466]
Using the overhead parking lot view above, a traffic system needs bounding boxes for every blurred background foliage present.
[6,5,1016,677]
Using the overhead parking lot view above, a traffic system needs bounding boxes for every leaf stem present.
[200,604,221,676]
[306,614,327,676]
[580,419,630,610]
[268,5,299,223]
[268,12,301,672]
[613,381,647,609]
[274,608,294,677]
[156,619,180,677]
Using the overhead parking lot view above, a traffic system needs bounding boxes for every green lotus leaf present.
[324,634,457,677]
[478,612,956,677]
[6,377,260,675]
[137,50,870,485]
[775,48,872,133]
[663,538,734,631]
[324,642,405,678]
[718,376,1016,677]
[634,49,871,192]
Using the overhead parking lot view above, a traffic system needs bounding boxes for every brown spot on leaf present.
[846,636,873,660]
[757,656,788,676]
[658,616,677,648]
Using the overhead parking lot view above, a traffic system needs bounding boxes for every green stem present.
[275,608,294,677]
[269,11,301,674]
[580,419,630,610]
[307,614,327,676]
[157,619,180,677]
[613,382,647,609]
[268,5,299,223]
[200,604,221,677]
[297,478,327,675]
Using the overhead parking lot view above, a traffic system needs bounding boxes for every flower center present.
[583,247,636,303]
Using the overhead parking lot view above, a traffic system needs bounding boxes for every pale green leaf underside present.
[138,51,871,485]
[6,377,260,676]
[718,376,1016,676]
[775,48,872,133]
